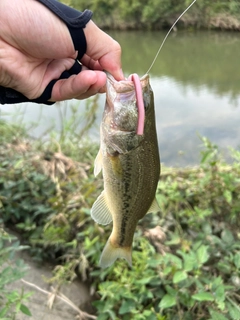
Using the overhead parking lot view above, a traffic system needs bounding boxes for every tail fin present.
[99,238,132,268]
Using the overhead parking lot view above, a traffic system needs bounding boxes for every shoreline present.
[94,13,240,32]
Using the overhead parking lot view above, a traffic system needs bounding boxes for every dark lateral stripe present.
[119,157,132,246]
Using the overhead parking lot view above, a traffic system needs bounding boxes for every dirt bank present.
[6,243,96,320]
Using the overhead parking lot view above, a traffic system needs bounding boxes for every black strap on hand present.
[0,60,82,105]
[0,0,92,105]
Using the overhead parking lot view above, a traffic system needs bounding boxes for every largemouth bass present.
[91,73,160,268]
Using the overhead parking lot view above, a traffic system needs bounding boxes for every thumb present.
[98,50,124,81]
[84,21,124,80]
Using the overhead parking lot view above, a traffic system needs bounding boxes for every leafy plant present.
[89,137,240,319]
[1,117,240,319]
[63,0,240,30]
[0,227,32,319]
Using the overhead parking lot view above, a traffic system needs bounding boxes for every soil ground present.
[6,237,95,320]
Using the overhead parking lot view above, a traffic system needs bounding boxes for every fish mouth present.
[107,73,149,136]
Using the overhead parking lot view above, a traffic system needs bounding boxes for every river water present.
[1,30,240,167]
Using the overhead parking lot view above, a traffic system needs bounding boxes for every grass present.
[0,115,240,319]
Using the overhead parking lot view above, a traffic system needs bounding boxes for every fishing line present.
[146,0,197,74]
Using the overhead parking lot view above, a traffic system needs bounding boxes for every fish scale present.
[91,73,160,268]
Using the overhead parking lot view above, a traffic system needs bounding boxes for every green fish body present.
[91,73,160,268]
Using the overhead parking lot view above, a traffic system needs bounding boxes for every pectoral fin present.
[91,191,113,225]
[147,197,160,214]
[94,149,102,177]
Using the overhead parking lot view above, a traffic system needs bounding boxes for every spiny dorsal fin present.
[91,191,113,225]
[94,149,102,177]
[147,197,160,214]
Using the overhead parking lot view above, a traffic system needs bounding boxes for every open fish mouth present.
[106,73,149,135]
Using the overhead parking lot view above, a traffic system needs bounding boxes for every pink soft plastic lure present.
[128,73,145,135]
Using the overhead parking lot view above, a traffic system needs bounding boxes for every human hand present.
[0,0,124,102]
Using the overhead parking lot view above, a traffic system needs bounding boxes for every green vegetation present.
[62,0,240,30]
[0,116,240,319]
[0,229,32,319]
